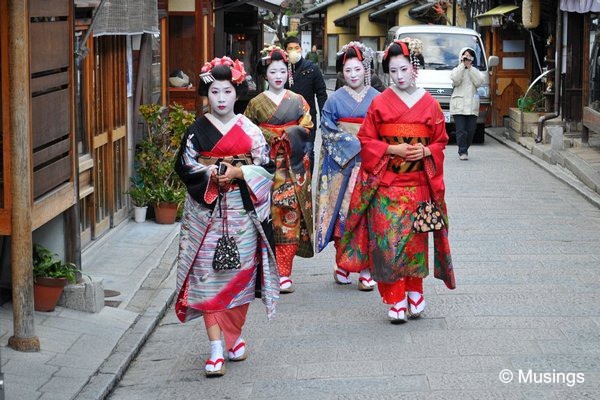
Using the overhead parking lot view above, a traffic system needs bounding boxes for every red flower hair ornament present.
[200,56,247,85]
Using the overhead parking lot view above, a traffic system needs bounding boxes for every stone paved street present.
[108,139,600,399]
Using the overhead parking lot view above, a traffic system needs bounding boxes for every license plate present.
[443,111,451,123]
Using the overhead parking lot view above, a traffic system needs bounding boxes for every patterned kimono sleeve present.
[320,95,360,168]
[426,103,449,202]
[243,96,278,143]
[357,101,388,173]
[239,118,274,222]
[174,128,218,205]
[296,96,314,138]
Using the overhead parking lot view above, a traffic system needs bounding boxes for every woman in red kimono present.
[174,57,278,377]
[339,39,455,324]
[244,47,314,294]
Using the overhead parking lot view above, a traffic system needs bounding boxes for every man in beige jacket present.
[450,47,483,160]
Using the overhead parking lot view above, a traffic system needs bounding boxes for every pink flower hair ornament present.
[199,56,247,85]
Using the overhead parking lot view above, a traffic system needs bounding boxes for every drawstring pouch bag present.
[212,193,241,271]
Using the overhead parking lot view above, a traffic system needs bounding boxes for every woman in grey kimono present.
[174,57,278,377]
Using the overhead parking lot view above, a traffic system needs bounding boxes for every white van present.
[385,25,498,143]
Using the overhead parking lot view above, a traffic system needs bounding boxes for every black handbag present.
[212,193,241,271]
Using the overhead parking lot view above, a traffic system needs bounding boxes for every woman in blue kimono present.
[315,42,380,291]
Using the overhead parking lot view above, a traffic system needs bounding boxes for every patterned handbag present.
[411,172,446,233]
[212,194,241,271]
[412,201,445,233]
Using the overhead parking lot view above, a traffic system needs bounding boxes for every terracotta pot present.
[154,202,178,224]
[34,277,68,312]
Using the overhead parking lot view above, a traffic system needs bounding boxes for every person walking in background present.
[244,46,314,294]
[173,57,279,377]
[338,39,455,324]
[316,42,380,291]
[284,36,328,172]
[450,47,483,160]
[307,44,319,65]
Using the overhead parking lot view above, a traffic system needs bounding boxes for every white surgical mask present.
[288,50,301,65]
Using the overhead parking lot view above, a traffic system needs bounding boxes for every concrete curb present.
[486,128,600,209]
[74,237,178,400]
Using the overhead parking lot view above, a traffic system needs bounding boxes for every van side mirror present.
[488,55,499,68]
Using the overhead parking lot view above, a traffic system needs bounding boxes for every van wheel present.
[473,124,485,144]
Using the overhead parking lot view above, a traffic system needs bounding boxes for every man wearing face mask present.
[284,36,328,172]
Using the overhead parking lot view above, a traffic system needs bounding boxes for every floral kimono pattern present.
[316,86,380,254]
[174,114,279,322]
[244,90,314,259]
[338,88,455,289]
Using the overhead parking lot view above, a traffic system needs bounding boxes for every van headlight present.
[477,86,490,98]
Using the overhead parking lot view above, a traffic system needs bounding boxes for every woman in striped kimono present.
[315,42,380,291]
[174,57,278,377]
[244,47,314,294]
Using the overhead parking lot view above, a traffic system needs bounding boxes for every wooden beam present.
[7,0,40,352]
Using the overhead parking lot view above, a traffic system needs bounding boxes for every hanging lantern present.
[522,0,540,29]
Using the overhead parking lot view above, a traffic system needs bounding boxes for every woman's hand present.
[216,162,244,186]
[388,143,430,161]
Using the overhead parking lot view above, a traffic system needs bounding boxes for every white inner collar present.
[205,113,241,134]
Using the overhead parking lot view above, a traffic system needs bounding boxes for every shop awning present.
[475,4,519,27]
[369,0,416,22]
[90,0,159,36]
[333,0,388,26]
[560,0,600,13]
[303,0,340,16]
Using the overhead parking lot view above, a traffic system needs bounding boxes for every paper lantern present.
[522,0,540,29]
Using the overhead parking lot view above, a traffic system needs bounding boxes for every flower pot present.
[154,202,178,224]
[134,206,148,223]
[34,277,68,312]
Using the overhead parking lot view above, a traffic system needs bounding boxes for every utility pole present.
[452,0,457,26]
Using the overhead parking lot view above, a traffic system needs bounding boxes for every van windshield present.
[397,33,486,71]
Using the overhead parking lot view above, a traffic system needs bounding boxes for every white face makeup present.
[388,55,416,93]
[266,60,288,93]
[343,58,366,92]
[208,80,236,122]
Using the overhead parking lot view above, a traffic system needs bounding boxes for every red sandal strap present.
[206,357,224,367]
[229,341,245,353]
[335,269,350,278]
[408,295,424,307]
[390,307,406,313]
[280,278,292,286]
[359,277,373,284]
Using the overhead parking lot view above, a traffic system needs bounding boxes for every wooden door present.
[82,35,128,241]
[491,29,531,126]
[563,12,584,121]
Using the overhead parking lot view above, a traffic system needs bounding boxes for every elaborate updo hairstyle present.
[382,38,424,74]
[335,41,375,87]
[198,57,249,98]
[256,47,289,78]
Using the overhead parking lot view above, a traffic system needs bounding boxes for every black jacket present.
[286,58,328,142]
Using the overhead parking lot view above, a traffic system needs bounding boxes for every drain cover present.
[104,289,121,298]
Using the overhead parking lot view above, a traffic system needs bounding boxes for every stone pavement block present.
[554,389,600,399]
[296,360,383,380]
[159,381,254,400]
[510,354,600,372]
[53,366,97,378]
[538,340,600,355]
[75,372,116,400]
[385,355,508,374]
[4,385,41,400]
[67,333,116,357]
[252,375,429,398]
[39,375,89,398]
[428,372,511,391]
[49,352,109,370]
[104,384,164,400]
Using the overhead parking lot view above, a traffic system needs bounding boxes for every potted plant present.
[127,178,151,222]
[137,103,195,224]
[33,244,78,312]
